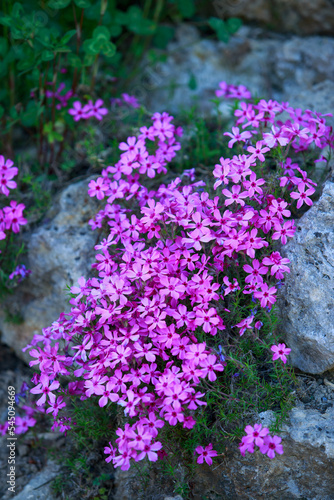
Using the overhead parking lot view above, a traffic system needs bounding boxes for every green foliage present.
[0,233,26,299]
[47,100,316,499]
[49,396,116,499]
[0,0,242,187]
[209,16,242,43]
[174,0,195,19]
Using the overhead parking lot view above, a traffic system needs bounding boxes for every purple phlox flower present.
[271,343,291,364]
[9,264,31,282]
[195,443,218,465]
[218,345,225,363]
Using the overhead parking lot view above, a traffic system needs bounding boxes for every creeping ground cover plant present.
[23,82,333,484]
[0,155,29,296]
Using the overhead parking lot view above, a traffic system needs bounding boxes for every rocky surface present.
[9,460,60,500]
[0,178,100,364]
[278,180,334,374]
[113,405,334,500]
[0,344,57,500]
[142,25,334,126]
[217,0,334,35]
[0,342,334,499]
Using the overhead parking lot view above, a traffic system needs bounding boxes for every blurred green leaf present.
[208,17,230,43]
[109,24,122,38]
[126,6,156,36]
[93,26,110,40]
[60,29,77,45]
[10,107,18,119]
[0,37,8,54]
[188,73,197,91]
[43,122,63,144]
[20,101,43,127]
[226,17,242,34]
[41,49,55,61]
[0,89,8,102]
[74,0,91,7]
[114,10,128,26]
[48,0,71,9]
[175,0,195,18]
[12,2,24,18]
[67,52,82,68]
[153,25,174,49]
[208,17,223,31]
[83,53,95,66]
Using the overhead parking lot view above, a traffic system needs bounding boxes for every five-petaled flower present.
[271,343,291,364]
[195,443,218,465]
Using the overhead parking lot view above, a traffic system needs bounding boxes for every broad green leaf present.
[102,41,116,58]
[114,10,128,25]
[216,27,229,43]
[12,3,24,18]
[0,105,4,120]
[84,2,101,21]
[93,26,110,40]
[20,102,42,127]
[126,6,156,36]
[41,49,55,61]
[89,38,116,58]
[109,24,122,38]
[175,0,195,18]
[226,17,242,34]
[90,38,106,54]
[60,29,77,45]
[0,15,12,27]
[83,39,97,55]
[208,17,224,31]
[208,17,230,43]
[153,25,174,49]
[10,107,18,119]
[53,131,63,142]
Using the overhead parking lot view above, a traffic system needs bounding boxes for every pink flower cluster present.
[0,381,38,437]
[45,82,74,110]
[239,424,284,459]
[27,83,333,471]
[0,156,18,197]
[111,93,140,109]
[215,82,252,100]
[0,156,27,243]
[68,99,109,121]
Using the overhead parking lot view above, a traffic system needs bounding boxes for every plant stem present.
[72,6,85,93]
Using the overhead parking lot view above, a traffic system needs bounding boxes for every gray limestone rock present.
[10,460,60,500]
[0,178,100,363]
[113,406,334,499]
[218,0,334,35]
[278,181,334,374]
[141,26,334,127]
